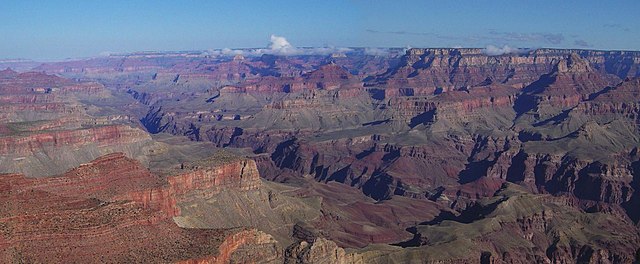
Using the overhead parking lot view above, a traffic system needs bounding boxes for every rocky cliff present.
[369,48,638,96]
[0,70,153,177]
[0,152,283,263]
[10,47,640,263]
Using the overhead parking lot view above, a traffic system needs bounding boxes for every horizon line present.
[4,46,640,62]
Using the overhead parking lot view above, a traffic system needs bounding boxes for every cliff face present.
[370,48,638,95]
[13,47,640,263]
[178,229,281,264]
[0,125,149,155]
[223,62,361,94]
[285,238,361,264]
[0,152,282,263]
[128,157,264,217]
[385,184,640,264]
[122,153,263,218]
[0,70,152,177]
[0,65,276,263]
[0,124,154,177]
[169,158,261,196]
[577,78,640,117]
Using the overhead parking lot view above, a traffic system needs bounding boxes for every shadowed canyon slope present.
[2,47,640,263]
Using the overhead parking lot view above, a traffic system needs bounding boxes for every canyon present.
[1,47,640,263]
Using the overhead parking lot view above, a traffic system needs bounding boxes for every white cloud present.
[482,45,521,56]
[221,48,244,55]
[210,35,355,57]
[269,35,293,50]
[205,49,221,56]
[247,35,300,55]
[364,47,390,56]
[253,35,353,56]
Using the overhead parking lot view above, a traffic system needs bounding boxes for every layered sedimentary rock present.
[285,238,360,264]
[355,184,640,263]
[0,70,152,176]
[178,229,281,264]
[513,53,614,118]
[0,150,441,263]
[369,48,637,96]
[171,151,444,248]
[577,77,640,118]
[129,50,640,211]
[222,62,362,94]
[0,125,149,155]
[9,47,640,263]
[0,152,283,263]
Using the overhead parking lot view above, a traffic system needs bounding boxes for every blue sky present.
[1,0,638,60]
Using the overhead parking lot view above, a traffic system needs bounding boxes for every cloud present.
[222,48,244,55]
[261,35,355,56]
[269,35,291,50]
[364,47,390,56]
[573,39,591,47]
[603,23,630,32]
[482,45,523,56]
[267,35,298,55]
[204,49,220,56]
[209,35,355,57]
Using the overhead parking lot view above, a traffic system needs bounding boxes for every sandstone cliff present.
[0,153,284,263]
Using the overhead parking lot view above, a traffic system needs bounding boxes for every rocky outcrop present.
[129,153,263,217]
[0,149,264,218]
[0,124,154,177]
[267,136,471,202]
[0,152,284,263]
[369,48,638,97]
[0,125,150,155]
[168,156,261,197]
[178,229,281,264]
[389,184,640,264]
[577,77,640,118]
[0,70,155,177]
[220,61,361,94]
[285,238,360,264]
[514,53,612,118]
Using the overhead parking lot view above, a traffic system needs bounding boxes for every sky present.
[1,0,638,60]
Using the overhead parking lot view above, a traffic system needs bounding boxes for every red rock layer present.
[0,124,151,155]
[124,158,262,217]
[370,48,637,96]
[0,153,271,263]
[577,77,640,117]
[176,229,280,264]
[385,84,517,123]
[223,62,361,94]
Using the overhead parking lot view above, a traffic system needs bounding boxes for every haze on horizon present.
[1,0,639,60]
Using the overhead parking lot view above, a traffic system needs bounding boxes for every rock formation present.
[2,47,640,263]
[0,152,283,263]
